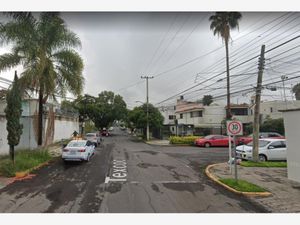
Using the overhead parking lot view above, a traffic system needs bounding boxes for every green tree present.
[93,91,127,129]
[129,103,164,137]
[202,95,213,106]
[209,12,242,119]
[292,83,300,100]
[260,118,285,135]
[73,91,127,130]
[5,72,23,163]
[0,12,84,146]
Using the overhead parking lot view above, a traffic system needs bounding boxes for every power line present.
[155,35,300,105]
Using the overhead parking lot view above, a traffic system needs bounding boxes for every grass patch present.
[240,161,287,168]
[169,136,202,145]
[219,178,267,192]
[0,149,52,177]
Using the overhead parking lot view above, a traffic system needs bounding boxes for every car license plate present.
[70,150,76,155]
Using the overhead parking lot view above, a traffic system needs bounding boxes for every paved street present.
[0,128,266,213]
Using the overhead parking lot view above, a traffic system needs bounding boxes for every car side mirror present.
[268,145,274,149]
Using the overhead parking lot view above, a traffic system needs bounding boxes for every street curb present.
[205,163,272,197]
[145,142,196,147]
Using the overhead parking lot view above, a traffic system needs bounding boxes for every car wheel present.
[94,143,97,147]
[259,154,267,162]
[204,142,211,148]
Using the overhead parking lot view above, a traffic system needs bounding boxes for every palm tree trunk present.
[38,88,44,146]
[225,38,231,120]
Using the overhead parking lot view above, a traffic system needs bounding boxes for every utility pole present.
[141,76,154,141]
[253,45,265,162]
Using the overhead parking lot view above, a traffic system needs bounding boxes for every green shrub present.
[0,149,52,177]
[169,136,202,145]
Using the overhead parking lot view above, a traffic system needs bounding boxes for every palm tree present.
[0,12,84,145]
[209,12,242,119]
[292,83,300,100]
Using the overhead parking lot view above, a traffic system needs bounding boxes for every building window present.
[231,108,248,115]
[174,106,176,110]
[180,113,183,119]
[270,107,273,113]
[169,115,176,120]
[190,111,203,118]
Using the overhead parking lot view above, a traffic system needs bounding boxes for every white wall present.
[282,110,300,183]
[0,116,8,154]
[0,116,79,155]
[54,118,79,142]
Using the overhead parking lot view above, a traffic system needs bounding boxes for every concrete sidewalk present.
[210,163,300,213]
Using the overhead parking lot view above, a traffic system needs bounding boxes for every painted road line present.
[105,159,128,183]
[105,177,127,184]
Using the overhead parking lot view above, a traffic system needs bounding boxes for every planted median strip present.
[0,149,52,178]
[240,161,287,168]
[219,178,267,192]
[205,163,272,197]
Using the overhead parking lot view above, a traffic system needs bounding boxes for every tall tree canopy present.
[292,83,300,100]
[129,103,164,134]
[209,12,242,119]
[0,12,84,145]
[74,91,128,129]
[202,95,213,106]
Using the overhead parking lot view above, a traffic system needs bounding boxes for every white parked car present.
[236,138,287,161]
[62,140,95,162]
[85,133,101,147]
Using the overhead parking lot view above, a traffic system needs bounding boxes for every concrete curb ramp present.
[205,163,272,197]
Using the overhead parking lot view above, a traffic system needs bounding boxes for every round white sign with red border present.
[227,120,243,136]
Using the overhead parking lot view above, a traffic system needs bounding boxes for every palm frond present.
[0,53,22,71]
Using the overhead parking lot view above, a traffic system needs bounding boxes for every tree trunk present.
[225,37,231,120]
[38,88,44,146]
[9,145,15,165]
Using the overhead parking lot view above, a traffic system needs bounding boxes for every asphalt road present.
[0,128,267,213]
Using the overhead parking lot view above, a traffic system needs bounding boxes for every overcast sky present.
[1,12,300,108]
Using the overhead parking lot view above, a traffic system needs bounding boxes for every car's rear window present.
[67,141,86,147]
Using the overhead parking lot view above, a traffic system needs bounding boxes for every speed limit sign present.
[227,120,243,136]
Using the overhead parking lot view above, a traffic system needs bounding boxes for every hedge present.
[169,136,202,145]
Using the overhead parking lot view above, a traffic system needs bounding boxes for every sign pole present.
[233,135,238,181]
[228,134,232,174]
[226,120,243,181]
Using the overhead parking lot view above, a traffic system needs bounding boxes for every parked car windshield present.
[85,133,96,137]
[246,140,270,147]
[67,141,86,147]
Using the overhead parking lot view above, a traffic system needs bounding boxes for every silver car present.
[85,133,101,147]
[236,138,287,161]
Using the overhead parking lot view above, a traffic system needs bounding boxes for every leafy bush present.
[0,149,52,177]
[169,136,201,145]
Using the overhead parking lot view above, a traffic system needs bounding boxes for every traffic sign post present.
[227,120,243,181]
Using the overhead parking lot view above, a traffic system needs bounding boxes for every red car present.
[237,132,285,145]
[194,135,238,148]
[101,128,110,137]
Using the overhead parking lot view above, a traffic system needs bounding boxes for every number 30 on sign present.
[226,120,243,136]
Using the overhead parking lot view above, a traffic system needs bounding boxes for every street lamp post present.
[281,75,288,109]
